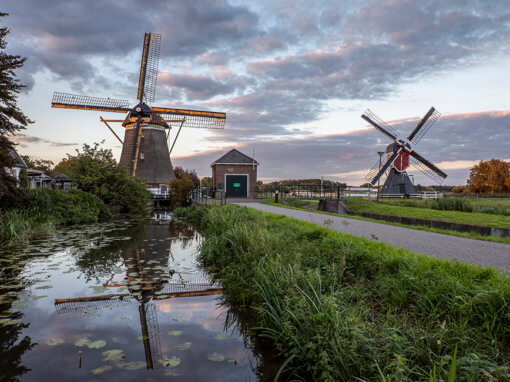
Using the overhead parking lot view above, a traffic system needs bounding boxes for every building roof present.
[54,173,71,181]
[211,149,259,166]
[9,148,27,168]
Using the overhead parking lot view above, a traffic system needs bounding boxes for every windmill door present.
[226,174,248,198]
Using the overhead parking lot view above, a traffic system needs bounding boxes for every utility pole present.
[377,151,384,203]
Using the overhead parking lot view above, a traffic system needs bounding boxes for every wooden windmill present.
[51,33,226,192]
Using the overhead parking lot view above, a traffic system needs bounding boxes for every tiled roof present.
[211,149,259,165]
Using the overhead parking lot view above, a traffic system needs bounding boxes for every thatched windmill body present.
[52,33,226,193]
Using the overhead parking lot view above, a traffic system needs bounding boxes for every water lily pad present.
[45,338,64,346]
[35,285,52,290]
[160,356,181,367]
[175,342,191,350]
[112,336,128,345]
[85,324,96,331]
[102,349,124,361]
[0,318,22,326]
[178,317,188,322]
[89,285,107,294]
[90,365,113,375]
[137,335,149,341]
[215,334,228,340]
[119,315,129,319]
[74,338,91,347]
[207,353,225,362]
[168,330,183,336]
[164,369,181,376]
[88,340,107,349]
[124,361,146,370]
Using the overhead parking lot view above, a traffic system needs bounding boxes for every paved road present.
[235,203,510,272]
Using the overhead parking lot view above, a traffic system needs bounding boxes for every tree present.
[467,159,510,194]
[201,176,213,188]
[21,155,54,174]
[173,166,199,188]
[54,142,150,214]
[0,13,32,208]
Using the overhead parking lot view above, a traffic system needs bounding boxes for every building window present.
[140,152,144,160]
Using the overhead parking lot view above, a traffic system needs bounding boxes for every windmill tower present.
[51,33,226,194]
[362,107,447,196]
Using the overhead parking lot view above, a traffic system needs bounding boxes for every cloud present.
[173,109,510,185]
[13,133,78,148]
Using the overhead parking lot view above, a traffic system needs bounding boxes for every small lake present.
[0,218,280,381]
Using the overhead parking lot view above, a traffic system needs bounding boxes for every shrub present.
[452,185,466,193]
[170,176,193,208]
[433,197,473,212]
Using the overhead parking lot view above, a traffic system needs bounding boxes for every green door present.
[226,175,248,197]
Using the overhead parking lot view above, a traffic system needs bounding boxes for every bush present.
[452,185,466,193]
[170,176,193,208]
[22,188,111,224]
[53,143,151,215]
[433,197,473,212]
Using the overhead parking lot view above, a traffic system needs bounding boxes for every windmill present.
[362,107,447,196]
[51,33,226,193]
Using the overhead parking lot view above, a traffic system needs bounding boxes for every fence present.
[191,187,226,205]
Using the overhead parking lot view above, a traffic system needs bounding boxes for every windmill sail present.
[370,149,402,185]
[52,92,130,113]
[137,33,161,104]
[407,107,441,145]
[361,109,399,141]
[409,151,447,184]
[154,107,226,129]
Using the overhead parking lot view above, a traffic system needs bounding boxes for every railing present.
[148,188,169,199]
[191,188,226,205]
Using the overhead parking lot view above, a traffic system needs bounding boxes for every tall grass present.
[0,189,112,244]
[176,205,510,381]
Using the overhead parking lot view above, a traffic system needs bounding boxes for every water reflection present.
[0,219,279,381]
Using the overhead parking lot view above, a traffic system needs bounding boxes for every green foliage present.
[54,142,150,214]
[0,13,32,207]
[19,167,28,189]
[170,176,193,208]
[179,205,510,381]
[201,176,213,188]
[348,197,510,228]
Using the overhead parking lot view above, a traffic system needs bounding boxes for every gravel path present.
[235,202,510,272]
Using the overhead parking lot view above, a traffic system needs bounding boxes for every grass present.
[261,200,510,245]
[0,189,112,244]
[175,204,510,381]
[380,197,510,216]
[347,198,510,229]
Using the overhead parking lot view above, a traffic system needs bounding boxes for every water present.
[0,219,280,381]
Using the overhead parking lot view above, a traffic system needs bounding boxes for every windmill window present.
[140,152,144,160]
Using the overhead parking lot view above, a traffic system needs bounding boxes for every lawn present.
[348,197,510,229]
[176,204,510,381]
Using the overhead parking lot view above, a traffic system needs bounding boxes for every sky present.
[3,0,510,185]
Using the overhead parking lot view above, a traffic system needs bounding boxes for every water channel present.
[0,217,280,381]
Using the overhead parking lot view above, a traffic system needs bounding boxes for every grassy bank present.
[347,198,510,229]
[0,189,112,244]
[380,197,510,216]
[176,205,510,381]
[262,200,510,244]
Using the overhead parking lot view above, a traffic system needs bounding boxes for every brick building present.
[211,149,259,198]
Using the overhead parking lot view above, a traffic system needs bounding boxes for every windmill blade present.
[409,150,447,184]
[54,294,134,314]
[140,302,163,369]
[361,109,400,142]
[137,33,161,104]
[365,158,384,182]
[152,106,226,129]
[52,92,130,113]
[407,107,441,145]
[369,149,402,185]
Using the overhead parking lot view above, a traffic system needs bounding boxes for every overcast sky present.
[4,0,510,185]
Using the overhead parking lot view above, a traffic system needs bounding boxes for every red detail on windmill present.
[394,151,410,172]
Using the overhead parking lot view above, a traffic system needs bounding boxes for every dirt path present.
[235,202,510,272]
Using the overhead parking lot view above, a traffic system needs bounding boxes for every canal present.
[0,218,280,381]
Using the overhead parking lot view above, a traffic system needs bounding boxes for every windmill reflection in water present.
[54,224,221,369]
